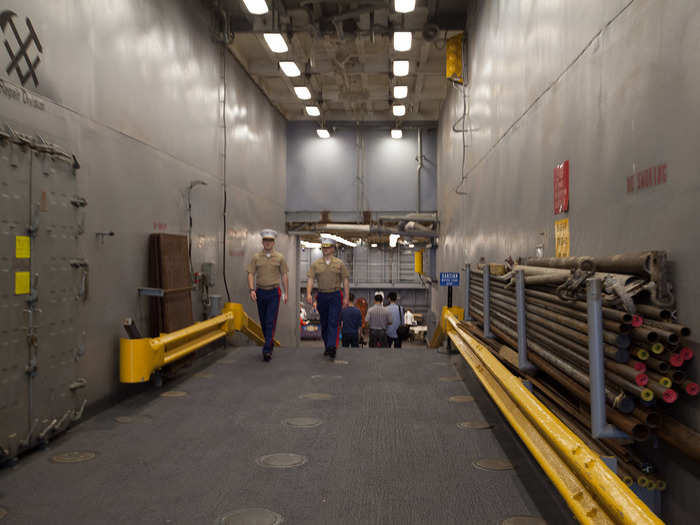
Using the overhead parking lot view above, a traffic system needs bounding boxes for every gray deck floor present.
[0,344,575,524]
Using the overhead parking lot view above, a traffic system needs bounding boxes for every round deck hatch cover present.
[255,453,307,469]
[473,458,513,471]
[50,451,97,464]
[299,393,333,400]
[217,508,284,525]
[458,421,493,430]
[284,417,323,428]
[449,395,474,403]
[160,391,187,398]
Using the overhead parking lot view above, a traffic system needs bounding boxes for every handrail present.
[442,309,662,525]
[120,302,279,383]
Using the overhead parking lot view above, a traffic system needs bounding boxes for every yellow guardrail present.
[120,302,279,383]
[442,310,663,525]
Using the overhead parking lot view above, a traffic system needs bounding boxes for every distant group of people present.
[339,291,412,349]
[247,229,414,361]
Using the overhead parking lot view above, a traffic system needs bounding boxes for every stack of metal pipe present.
[460,252,700,492]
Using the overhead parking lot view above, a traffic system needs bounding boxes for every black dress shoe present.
[323,347,330,356]
[263,349,272,361]
[328,347,336,360]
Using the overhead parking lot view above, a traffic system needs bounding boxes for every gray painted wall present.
[286,121,437,212]
[434,1,700,521]
[0,0,294,418]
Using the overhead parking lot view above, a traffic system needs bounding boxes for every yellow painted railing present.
[120,302,279,383]
[441,309,662,525]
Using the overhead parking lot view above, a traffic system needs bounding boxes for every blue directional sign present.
[440,272,460,287]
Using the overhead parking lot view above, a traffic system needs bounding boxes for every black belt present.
[319,288,340,293]
[257,285,279,290]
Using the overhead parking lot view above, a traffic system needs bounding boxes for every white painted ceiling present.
[218,0,468,122]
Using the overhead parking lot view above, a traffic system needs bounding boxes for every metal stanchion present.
[515,270,536,373]
[464,264,472,321]
[587,278,628,439]
[483,264,494,338]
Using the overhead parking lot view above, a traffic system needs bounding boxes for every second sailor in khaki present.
[247,229,288,361]
[306,238,350,359]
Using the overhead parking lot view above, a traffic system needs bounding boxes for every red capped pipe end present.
[670,353,684,367]
[684,382,699,396]
[631,315,644,328]
[635,374,649,387]
[662,389,678,404]
[680,347,694,361]
[632,361,646,372]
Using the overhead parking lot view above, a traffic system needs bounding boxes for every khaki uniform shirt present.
[308,256,349,292]
[247,250,288,288]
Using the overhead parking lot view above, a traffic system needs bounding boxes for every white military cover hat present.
[321,237,336,247]
[261,229,277,240]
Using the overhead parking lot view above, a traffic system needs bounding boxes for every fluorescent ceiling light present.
[294,86,312,99]
[393,105,406,117]
[393,60,409,77]
[301,240,321,249]
[305,105,320,117]
[320,233,357,247]
[393,85,408,99]
[242,0,268,15]
[391,129,403,139]
[263,33,288,53]
[316,128,330,139]
[393,32,412,52]
[280,61,301,77]
[394,0,415,13]
[371,243,378,248]
[389,234,400,248]
[408,243,415,248]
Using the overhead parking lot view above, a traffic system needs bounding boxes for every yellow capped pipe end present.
[641,388,654,402]
[222,302,244,332]
[650,343,664,354]
[120,338,163,383]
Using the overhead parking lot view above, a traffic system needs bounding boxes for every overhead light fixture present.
[394,0,415,13]
[408,243,415,248]
[391,129,403,139]
[393,85,408,99]
[393,60,409,77]
[393,32,412,52]
[242,0,268,15]
[301,240,321,249]
[316,128,331,139]
[321,233,357,247]
[389,234,400,248]
[305,106,320,117]
[294,86,312,99]
[371,243,378,248]
[263,33,288,53]
[279,61,301,77]
[393,105,406,117]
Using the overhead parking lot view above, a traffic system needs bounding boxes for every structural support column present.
[483,264,493,338]
[464,263,472,321]
[587,278,628,439]
[515,270,536,373]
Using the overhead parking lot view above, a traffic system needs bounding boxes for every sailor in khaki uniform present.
[247,229,289,361]
[306,238,350,360]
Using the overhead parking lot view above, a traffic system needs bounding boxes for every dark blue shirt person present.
[340,294,363,347]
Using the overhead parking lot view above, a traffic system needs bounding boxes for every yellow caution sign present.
[15,271,30,295]
[555,218,570,257]
[445,33,464,83]
[15,236,30,259]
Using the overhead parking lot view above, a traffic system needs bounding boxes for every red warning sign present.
[554,160,569,214]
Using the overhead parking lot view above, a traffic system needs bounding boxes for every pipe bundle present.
[462,253,699,492]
